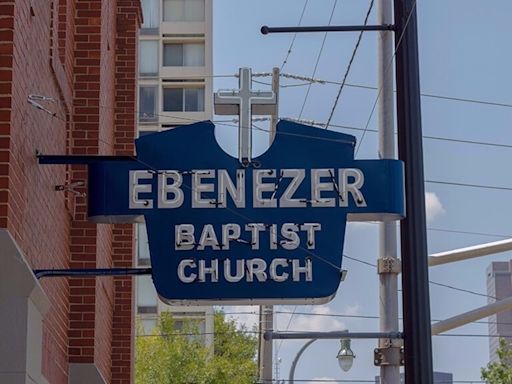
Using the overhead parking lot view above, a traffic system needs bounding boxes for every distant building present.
[375,371,453,383]
[487,261,512,361]
[135,0,214,346]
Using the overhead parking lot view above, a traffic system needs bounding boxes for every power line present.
[426,179,512,192]
[325,0,375,128]
[342,252,495,300]
[280,0,309,71]
[427,227,511,239]
[429,280,496,300]
[354,0,418,156]
[298,0,340,119]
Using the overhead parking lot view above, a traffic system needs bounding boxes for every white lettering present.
[269,258,289,282]
[192,170,216,208]
[197,224,220,250]
[221,223,241,250]
[224,259,244,282]
[246,258,267,282]
[311,169,335,207]
[300,223,321,250]
[218,169,245,208]
[279,169,306,208]
[198,259,219,282]
[245,223,266,250]
[158,171,183,208]
[253,169,277,208]
[339,168,367,207]
[129,170,153,209]
[175,224,195,250]
[292,259,313,282]
[178,259,197,283]
[281,223,300,250]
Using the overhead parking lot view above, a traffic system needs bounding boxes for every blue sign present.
[88,120,404,304]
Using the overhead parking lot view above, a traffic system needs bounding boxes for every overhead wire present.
[342,252,496,300]
[280,0,309,71]
[298,0,340,119]
[325,0,375,129]
[354,0,418,156]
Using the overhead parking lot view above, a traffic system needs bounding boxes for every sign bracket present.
[33,267,152,280]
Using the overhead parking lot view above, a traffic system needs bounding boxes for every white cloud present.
[276,306,346,333]
[425,192,445,222]
[221,305,259,331]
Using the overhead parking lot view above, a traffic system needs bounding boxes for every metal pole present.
[259,305,274,383]
[261,25,394,34]
[265,331,403,340]
[259,67,279,384]
[288,339,317,384]
[377,0,400,382]
[432,296,512,335]
[270,67,280,145]
[429,238,512,267]
[393,0,433,383]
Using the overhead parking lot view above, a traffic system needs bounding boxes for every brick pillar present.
[69,0,117,382]
[111,2,141,383]
[0,1,13,230]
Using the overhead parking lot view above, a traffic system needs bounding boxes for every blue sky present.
[212,0,512,382]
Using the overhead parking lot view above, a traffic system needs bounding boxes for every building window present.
[139,86,158,122]
[163,0,205,22]
[137,223,151,265]
[139,40,159,76]
[163,43,205,67]
[136,275,158,314]
[140,319,158,335]
[141,0,159,32]
[163,87,205,112]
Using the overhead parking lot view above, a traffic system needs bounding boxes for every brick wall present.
[111,1,142,382]
[0,0,141,383]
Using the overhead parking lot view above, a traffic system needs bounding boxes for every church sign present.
[49,67,404,305]
[88,117,404,304]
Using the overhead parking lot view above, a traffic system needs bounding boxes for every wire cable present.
[325,0,375,129]
[354,0,418,156]
[280,0,310,71]
[343,252,495,300]
[298,0,340,119]
[426,179,512,192]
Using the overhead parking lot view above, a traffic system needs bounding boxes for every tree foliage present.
[135,311,258,384]
[481,338,512,384]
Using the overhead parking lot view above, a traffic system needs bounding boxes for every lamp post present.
[288,337,355,383]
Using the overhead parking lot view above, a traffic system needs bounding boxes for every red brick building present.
[0,1,141,383]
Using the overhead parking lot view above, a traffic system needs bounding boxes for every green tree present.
[481,338,512,384]
[135,311,258,384]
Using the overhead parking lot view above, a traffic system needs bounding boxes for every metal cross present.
[214,67,276,165]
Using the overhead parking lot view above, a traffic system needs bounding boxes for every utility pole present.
[258,305,274,383]
[270,67,280,145]
[393,0,433,382]
[259,67,279,384]
[377,0,401,382]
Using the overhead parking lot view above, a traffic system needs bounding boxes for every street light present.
[288,336,355,383]
[336,338,355,372]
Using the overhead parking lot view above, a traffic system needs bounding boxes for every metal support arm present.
[34,268,152,279]
[264,331,403,341]
[261,25,395,34]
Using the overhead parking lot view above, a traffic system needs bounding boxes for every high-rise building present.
[487,261,512,361]
[135,0,214,344]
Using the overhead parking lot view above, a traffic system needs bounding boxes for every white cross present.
[214,67,276,165]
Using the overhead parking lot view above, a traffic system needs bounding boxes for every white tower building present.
[135,0,214,347]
